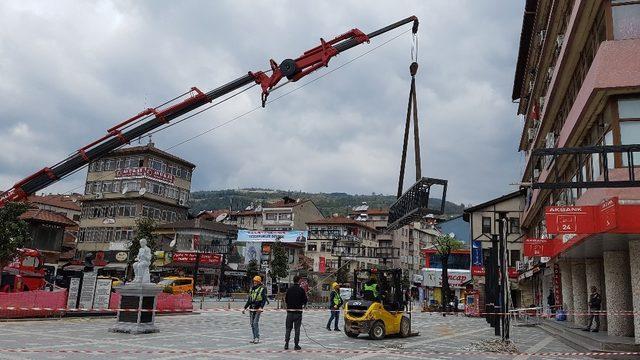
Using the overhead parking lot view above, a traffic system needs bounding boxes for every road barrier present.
[0,289,66,318]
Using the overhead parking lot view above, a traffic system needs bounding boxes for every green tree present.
[432,233,464,312]
[270,240,289,287]
[126,218,157,280]
[246,259,259,289]
[0,202,30,287]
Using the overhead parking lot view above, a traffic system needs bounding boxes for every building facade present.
[512,0,640,342]
[76,143,195,271]
[463,191,526,308]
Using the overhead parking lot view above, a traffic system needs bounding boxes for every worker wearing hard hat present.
[326,282,343,331]
[243,275,268,343]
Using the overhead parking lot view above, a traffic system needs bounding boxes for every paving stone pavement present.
[0,305,613,360]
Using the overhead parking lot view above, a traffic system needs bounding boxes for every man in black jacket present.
[583,286,602,332]
[284,275,308,350]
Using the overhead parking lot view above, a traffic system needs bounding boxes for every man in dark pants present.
[583,286,602,332]
[284,275,308,350]
[326,282,343,331]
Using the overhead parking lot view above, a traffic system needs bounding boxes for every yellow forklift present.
[343,268,418,339]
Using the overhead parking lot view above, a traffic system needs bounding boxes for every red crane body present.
[0,16,418,207]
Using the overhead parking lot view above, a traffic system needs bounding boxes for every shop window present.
[482,217,492,234]
[509,250,520,268]
[612,2,640,40]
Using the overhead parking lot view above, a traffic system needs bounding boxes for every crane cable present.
[59,28,412,194]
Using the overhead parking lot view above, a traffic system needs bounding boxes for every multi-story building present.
[463,190,525,307]
[512,0,640,342]
[306,216,379,276]
[76,143,195,271]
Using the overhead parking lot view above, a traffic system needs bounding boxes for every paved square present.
[0,303,594,359]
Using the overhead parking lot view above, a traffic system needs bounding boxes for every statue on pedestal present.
[132,238,152,284]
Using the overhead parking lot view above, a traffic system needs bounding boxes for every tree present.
[0,202,30,287]
[246,259,260,288]
[126,218,157,280]
[432,233,464,312]
[270,240,289,289]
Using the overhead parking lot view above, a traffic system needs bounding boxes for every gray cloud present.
[0,0,525,205]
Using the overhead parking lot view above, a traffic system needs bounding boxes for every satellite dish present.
[139,187,147,195]
[169,239,176,248]
[121,185,128,194]
[215,213,228,222]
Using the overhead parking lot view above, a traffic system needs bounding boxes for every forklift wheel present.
[345,331,359,338]
[369,321,386,340]
[399,317,410,338]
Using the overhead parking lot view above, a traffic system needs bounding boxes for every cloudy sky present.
[0,0,526,206]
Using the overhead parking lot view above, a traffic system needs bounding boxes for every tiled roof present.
[349,208,389,215]
[28,194,81,211]
[19,209,77,227]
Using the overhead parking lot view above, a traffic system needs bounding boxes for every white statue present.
[132,238,152,283]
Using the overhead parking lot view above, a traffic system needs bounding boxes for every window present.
[510,250,521,268]
[509,217,520,234]
[265,213,277,220]
[612,1,640,40]
[307,243,317,252]
[279,213,292,220]
[482,217,492,234]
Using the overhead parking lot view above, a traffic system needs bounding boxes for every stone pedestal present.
[560,261,574,322]
[585,259,607,331]
[109,283,162,334]
[571,261,588,328]
[629,240,640,344]
[603,250,634,337]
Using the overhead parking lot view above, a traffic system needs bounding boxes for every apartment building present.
[512,0,640,341]
[76,143,195,271]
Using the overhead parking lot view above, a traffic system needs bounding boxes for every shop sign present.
[523,238,554,257]
[471,241,483,266]
[553,263,562,307]
[172,252,221,265]
[225,271,246,277]
[545,205,597,234]
[115,252,128,262]
[115,167,175,185]
[471,265,485,276]
[421,268,471,288]
[237,230,308,243]
[599,197,618,232]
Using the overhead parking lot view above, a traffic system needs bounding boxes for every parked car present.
[158,277,194,295]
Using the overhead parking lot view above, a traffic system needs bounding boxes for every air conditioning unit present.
[539,29,547,46]
[556,34,565,48]
[546,132,556,148]
[95,192,104,199]
[528,128,536,141]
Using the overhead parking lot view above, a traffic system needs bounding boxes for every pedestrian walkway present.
[0,307,609,359]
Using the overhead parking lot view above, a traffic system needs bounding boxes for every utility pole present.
[497,212,510,341]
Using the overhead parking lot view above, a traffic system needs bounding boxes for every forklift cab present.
[344,268,417,339]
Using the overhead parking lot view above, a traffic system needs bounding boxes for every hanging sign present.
[545,205,597,234]
[599,197,618,232]
[523,238,554,257]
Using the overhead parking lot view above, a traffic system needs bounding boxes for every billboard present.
[421,268,471,288]
[237,230,308,243]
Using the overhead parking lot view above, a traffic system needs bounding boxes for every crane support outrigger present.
[0,16,419,207]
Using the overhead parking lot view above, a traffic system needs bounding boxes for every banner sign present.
[421,268,471,288]
[92,278,112,309]
[523,238,554,257]
[545,205,597,234]
[115,167,175,185]
[172,252,221,265]
[237,230,308,243]
[553,263,562,307]
[471,241,483,266]
[78,271,98,310]
[66,277,81,309]
[319,257,326,273]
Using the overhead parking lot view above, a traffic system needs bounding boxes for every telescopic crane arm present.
[0,16,418,207]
